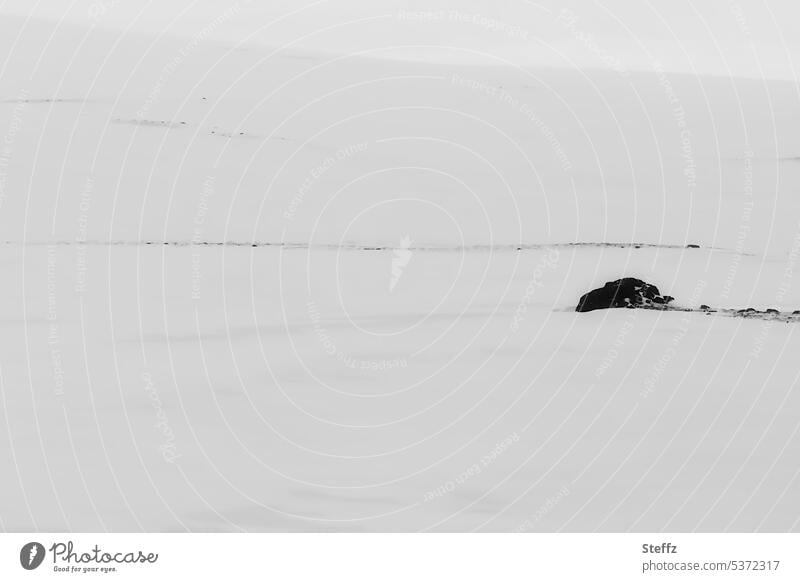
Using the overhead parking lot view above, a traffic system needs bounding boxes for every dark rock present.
[576,278,673,313]
[766,309,779,314]
[793,310,800,315]
[686,244,700,248]
[700,304,710,310]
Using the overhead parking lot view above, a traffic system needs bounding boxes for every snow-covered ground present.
[1,3,800,531]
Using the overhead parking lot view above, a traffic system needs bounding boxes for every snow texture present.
[1,2,800,532]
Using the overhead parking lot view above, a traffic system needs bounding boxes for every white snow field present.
[1,3,800,531]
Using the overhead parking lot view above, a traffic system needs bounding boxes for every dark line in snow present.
[0,97,87,104]
[574,304,800,323]
[0,240,748,253]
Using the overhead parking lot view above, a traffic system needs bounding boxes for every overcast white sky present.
[3,0,800,79]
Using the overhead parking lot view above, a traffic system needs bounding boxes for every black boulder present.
[576,278,673,313]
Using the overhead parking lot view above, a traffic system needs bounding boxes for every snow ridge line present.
[602,304,800,323]
[0,240,749,253]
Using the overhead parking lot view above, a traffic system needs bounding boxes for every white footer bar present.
[1,533,797,581]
